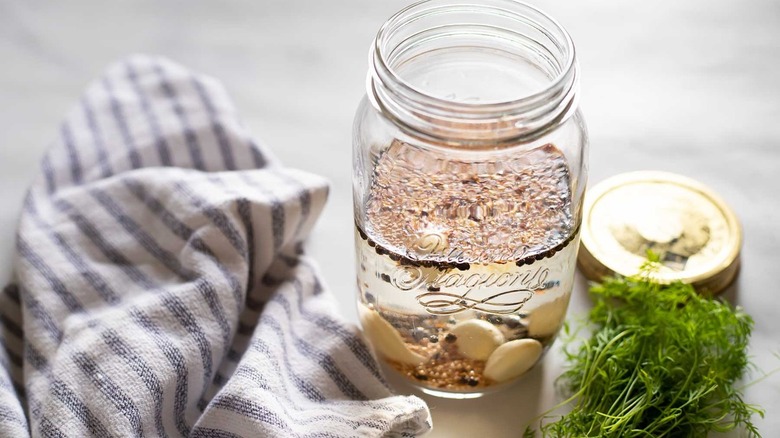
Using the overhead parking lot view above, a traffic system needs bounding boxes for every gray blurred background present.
[1,1,778,436]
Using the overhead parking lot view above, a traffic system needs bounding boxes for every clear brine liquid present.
[356,141,579,394]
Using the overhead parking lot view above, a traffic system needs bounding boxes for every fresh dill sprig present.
[526,261,764,437]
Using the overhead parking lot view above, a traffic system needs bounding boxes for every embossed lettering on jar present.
[353,0,588,398]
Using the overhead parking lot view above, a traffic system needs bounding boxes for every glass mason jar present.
[353,0,587,398]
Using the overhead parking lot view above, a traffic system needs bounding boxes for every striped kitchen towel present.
[0,55,431,437]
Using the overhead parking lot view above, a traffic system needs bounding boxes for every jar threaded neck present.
[369,0,579,147]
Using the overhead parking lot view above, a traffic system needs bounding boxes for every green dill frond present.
[527,270,763,437]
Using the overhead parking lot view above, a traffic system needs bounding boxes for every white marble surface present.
[1,0,778,436]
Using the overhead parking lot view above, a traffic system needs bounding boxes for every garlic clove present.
[359,307,426,366]
[450,319,505,360]
[484,339,543,383]
[527,296,569,338]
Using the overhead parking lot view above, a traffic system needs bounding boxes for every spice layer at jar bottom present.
[356,226,580,396]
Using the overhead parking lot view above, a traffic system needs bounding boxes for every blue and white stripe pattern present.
[0,55,431,437]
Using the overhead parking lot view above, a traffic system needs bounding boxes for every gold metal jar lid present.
[578,171,742,294]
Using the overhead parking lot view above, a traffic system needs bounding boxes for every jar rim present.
[369,0,577,115]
